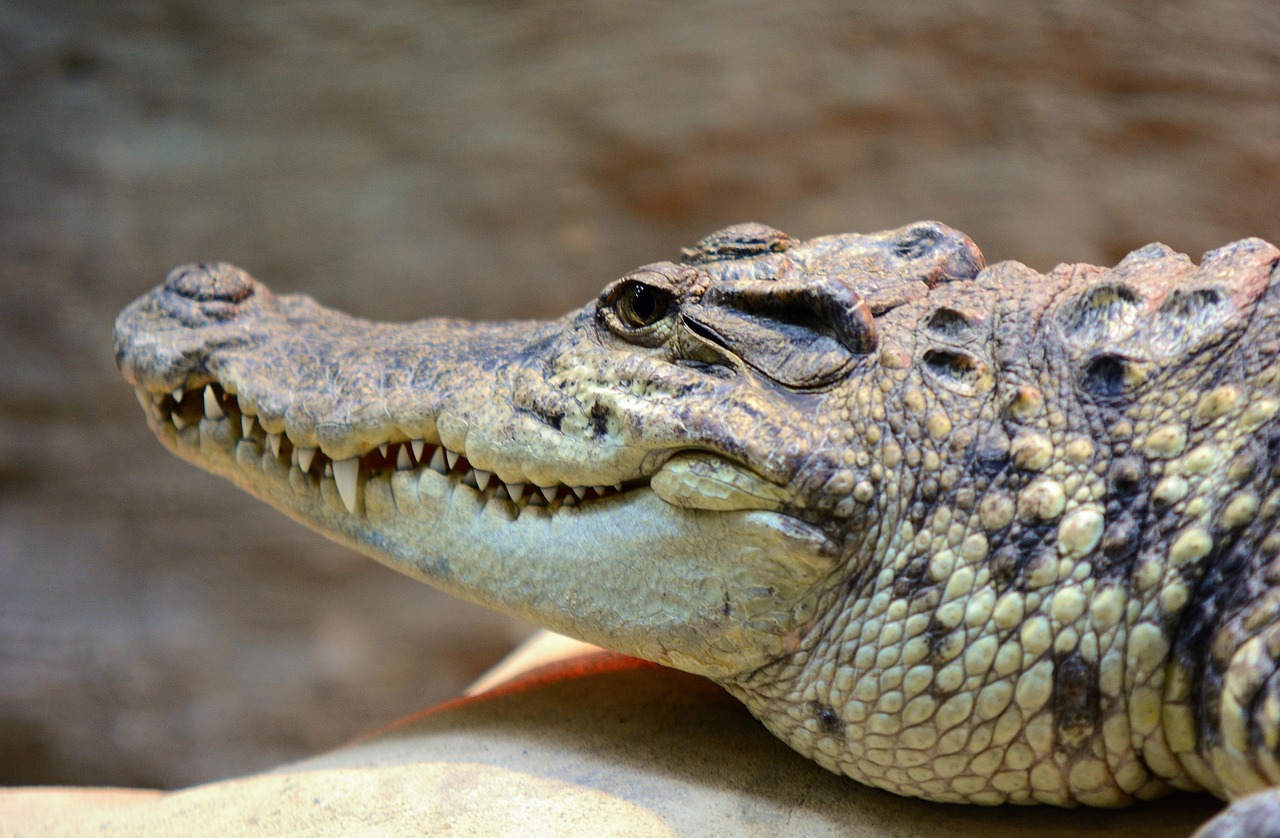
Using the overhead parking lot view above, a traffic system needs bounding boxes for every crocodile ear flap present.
[684,279,877,389]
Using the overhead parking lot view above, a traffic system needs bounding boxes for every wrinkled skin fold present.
[116,222,1280,832]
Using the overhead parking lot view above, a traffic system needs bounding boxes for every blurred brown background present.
[1,0,1277,789]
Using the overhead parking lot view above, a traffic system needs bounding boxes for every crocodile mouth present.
[133,381,630,516]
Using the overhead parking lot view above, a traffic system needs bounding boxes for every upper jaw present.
[116,262,803,518]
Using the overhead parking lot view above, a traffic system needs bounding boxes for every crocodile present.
[114,222,1280,831]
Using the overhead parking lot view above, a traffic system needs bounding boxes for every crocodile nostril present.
[165,262,255,303]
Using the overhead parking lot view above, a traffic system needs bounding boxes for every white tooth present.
[562,494,577,507]
[134,387,150,411]
[172,413,187,431]
[592,486,608,495]
[297,446,316,472]
[268,432,282,457]
[507,482,525,503]
[241,414,255,436]
[539,485,557,504]
[411,439,425,461]
[333,457,359,514]
[571,486,587,500]
[445,448,459,470]
[378,443,389,457]
[614,483,623,492]
[474,470,492,492]
[429,447,447,474]
[324,463,333,477]
[203,385,224,420]
[172,387,184,403]
[397,446,411,470]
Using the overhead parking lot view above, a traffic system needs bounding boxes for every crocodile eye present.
[616,281,669,328]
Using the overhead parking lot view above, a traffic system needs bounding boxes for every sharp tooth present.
[268,432,282,457]
[411,439,425,461]
[445,448,459,470]
[507,482,525,503]
[614,482,623,492]
[571,486,587,500]
[592,485,608,495]
[172,413,187,431]
[203,385,224,420]
[539,485,557,504]
[562,494,577,507]
[134,387,150,412]
[333,457,359,514]
[429,446,447,474]
[397,446,411,470]
[474,470,492,492]
[241,414,255,436]
[378,443,389,457]
[324,463,333,477]
[297,446,316,472]
[172,387,184,403]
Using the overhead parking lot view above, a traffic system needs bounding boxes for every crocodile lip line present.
[135,381,627,516]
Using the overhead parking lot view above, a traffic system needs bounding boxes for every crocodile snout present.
[114,261,275,393]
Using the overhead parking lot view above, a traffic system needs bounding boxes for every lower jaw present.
[137,388,839,680]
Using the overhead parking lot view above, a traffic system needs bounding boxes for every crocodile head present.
[115,221,983,680]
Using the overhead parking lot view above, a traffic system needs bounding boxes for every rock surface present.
[1,0,1278,788]
[0,634,1225,836]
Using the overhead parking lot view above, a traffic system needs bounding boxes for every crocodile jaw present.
[116,263,839,680]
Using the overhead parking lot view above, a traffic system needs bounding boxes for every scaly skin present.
[115,223,1280,828]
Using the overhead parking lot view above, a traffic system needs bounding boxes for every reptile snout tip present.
[164,261,256,304]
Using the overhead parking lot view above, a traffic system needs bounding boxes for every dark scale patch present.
[1016,524,1052,554]
[923,618,958,662]
[810,701,845,736]
[988,542,1023,588]
[1106,456,1145,497]
[968,444,1011,478]
[1099,514,1141,567]
[1053,651,1100,749]
[892,553,932,599]
[922,348,985,392]
[924,307,978,339]
[1080,353,1133,401]
[1162,287,1225,319]
[1170,519,1261,751]
[588,402,611,437]
[1266,428,1280,472]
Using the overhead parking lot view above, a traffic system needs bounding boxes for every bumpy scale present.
[115,222,1280,833]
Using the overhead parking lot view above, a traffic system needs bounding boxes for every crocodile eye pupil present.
[619,282,667,328]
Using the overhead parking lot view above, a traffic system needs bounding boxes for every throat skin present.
[115,223,1280,811]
